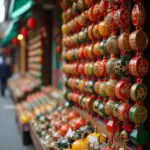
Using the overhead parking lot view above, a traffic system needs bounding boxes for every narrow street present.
[0,92,34,150]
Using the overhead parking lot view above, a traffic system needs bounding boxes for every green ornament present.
[114,56,130,77]
[113,102,121,117]
[129,105,147,125]
[98,103,108,118]
[130,125,149,145]
[100,82,107,97]
[100,40,109,56]
[93,100,102,113]
[87,80,95,93]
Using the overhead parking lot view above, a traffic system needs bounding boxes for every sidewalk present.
[0,92,34,150]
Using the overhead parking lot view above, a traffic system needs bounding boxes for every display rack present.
[28,33,43,80]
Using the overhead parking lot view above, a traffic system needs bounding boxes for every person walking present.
[0,57,11,97]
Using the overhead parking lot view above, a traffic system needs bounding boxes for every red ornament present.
[21,27,28,37]
[12,37,18,45]
[59,124,71,136]
[27,17,37,29]
[75,118,86,130]
[68,111,80,121]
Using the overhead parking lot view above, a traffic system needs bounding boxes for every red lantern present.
[27,17,37,29]
[21,27,28,37]
[12,37,18,45]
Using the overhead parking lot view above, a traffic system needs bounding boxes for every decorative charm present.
[129,30,148,52]
[129,56,148,77]
[105,99,116,116]
[93,100,102,113]
[106,35,120,55]
[114,53,131,77]
[132,3,146,26]
[94,81,101,94]
[129,105,147,125]
[98,21,110,38]
[106,57,119,77]
[113,8,131,28]
[115,80,132,100]
[117,103,131,122]
[118,32,131,52]
[105,79,118,97]
[130,83,147,102]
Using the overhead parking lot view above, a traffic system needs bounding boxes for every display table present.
[15,111,32,145]
[74,107,138,150]
[29,122,46,150]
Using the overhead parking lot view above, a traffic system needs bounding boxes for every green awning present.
[1,19,19,46]
[9,0,34,19]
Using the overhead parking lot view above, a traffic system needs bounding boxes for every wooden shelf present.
[29,122,46,150]
[73,107,138,150]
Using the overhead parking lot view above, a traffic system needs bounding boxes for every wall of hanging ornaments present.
[61,0,149,149]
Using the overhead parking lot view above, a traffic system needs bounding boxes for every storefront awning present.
[9,0,34,19]
[1,19,19,46]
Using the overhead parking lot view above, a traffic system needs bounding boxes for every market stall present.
[3,0,150,149]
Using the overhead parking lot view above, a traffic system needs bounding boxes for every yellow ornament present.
[85,133,101,145]
[72,139,87,150]
[62,24,68,34]
[20,114,30,124]
[98,21,110,37]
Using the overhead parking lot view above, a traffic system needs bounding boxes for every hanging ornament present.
[93,58,108,77]
[129,30,148,52]
[129,105,147,125]
[93,99,102,114]
[98,21,111,38]
[77,11,89,28]
[130,83,147,103]
[93,40,109,57]
[85,96,95,112]
[105,98,116,116]
[113,102,121,118]
[132,3,146,26]
[99,81,107,97]
[12,37,19,45]
[87,80,95,94]
[117,103,131,122]
[114,53,131,77]
[27,17,37,30]
[21,27,28,37]
[106,56,119,78]
[92,24,102,40]
[98,102,108,118]
[129,55,148,77]
[130,125,149,146]
[105,78,118,97]
[84,0,97,7]
[106,35,120,55]
[105,11,117,31]
[94,80,101,94]
[113,8,131,29]
[115,80,132,101]
[118,32,131,52]
[77,0,86,11]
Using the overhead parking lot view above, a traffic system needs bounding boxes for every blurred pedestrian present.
[0,57,11,97]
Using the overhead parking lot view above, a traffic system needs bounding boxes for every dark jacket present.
[0,62,11,79]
